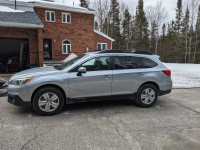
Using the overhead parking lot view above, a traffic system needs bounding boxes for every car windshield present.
[54,54,86,70]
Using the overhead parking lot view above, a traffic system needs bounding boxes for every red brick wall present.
[94,33,112,50]
[34,7,96,60]
[0,27,39,65]
[34,7,112,61]
[0,8,113,67]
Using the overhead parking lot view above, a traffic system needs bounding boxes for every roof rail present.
[98,50,152,55]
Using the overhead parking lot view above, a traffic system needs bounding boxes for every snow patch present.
[16,0,88,10]
[0,6,24,12]
[165,63,200,88]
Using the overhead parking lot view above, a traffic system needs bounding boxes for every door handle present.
[105,75,111,79]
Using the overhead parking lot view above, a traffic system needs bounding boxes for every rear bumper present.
[8,95,31,107]
[159,89,172,96]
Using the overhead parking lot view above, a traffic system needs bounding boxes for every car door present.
[68,56,112,98]
[112,56,145,95]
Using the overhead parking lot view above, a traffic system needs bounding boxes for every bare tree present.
[145,1,167,54]
[194,5,200,63]
[92,0,110,32]
[186,0,199,62]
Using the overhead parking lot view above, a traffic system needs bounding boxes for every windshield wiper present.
[53,65,62,70]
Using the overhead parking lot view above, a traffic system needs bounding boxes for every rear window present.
[114,56,143,70]
[139,57,158,68]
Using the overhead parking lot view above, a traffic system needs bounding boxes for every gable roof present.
[0,6,43,28]
[94,30,115,42]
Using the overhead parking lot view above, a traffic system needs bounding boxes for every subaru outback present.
[7,50,172,115]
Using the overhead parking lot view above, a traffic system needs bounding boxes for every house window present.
[46,11,55,22]
[98,43,107,50]
[62,40,71,54]
[62,13,71,23]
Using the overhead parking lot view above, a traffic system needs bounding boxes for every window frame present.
[138,57,158,68]
[113,56,144,70]
[70,56,112,72]
[45,10,56,22]
[97,43,107,50]
[62,40,71,54]
[62,12,71,23]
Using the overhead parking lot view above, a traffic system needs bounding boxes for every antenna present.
[73,1,74,6]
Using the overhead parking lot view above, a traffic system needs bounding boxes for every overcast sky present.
[57,0,178,21]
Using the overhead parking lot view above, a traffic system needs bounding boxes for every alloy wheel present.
[38,92,60,112]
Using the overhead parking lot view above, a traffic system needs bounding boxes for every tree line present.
[80,0,200,63]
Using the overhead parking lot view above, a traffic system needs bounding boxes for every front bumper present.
[8,95,31,107]
[0,81,8,89]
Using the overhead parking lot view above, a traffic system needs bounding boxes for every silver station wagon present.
[8,50,172,115]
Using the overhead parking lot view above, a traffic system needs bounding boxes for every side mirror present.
[77,67,86,76]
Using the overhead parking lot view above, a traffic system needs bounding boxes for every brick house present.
[0,0,114,72]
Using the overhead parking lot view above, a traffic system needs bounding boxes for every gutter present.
[0,21,44,29]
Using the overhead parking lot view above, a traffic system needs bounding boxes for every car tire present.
[32,87,65,115]
[136,84,158,107]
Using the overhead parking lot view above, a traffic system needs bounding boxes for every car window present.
[139,57,158,68]
[114,56,143,70]
[71,56,110,72]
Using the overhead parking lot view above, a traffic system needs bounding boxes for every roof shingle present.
[0,11,43,25]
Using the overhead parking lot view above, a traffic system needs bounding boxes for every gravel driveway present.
[0,88,200,150]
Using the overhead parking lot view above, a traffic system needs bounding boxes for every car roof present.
[84,50,160,63]
[86,50,153,57]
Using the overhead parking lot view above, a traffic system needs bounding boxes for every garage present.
[0,8,44,72]
[0,38,29,73]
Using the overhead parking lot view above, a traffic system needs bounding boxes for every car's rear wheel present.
[32,87,64,115]
[136,84,158,107]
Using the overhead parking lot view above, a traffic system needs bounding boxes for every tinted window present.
[139,57,157,68]
[72,56,110,72]
[114,56,143,70]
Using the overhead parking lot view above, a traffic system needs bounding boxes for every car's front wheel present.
[136,84,158,107]
[32,87,65,115]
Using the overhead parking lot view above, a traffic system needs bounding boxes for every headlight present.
[9,78,32,86]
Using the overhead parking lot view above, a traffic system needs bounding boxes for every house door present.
[43,39,52,60]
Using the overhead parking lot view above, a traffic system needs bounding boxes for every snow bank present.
[0,6,24,12]
[165,63,200,88]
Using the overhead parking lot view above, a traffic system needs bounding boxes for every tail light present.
[163,70,171,77]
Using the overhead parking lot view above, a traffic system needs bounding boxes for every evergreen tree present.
[134,0,149,50]
[109,0,121,49]
[162,23,166,38]
[175,0,183,62]
[194,5,200,63]
[150,21,157,52]
[182,6,190,62]
[175,0,183,35]
[160,23,166,59]
[165,20,177,62]
[79,0,89,8]
[122,8,131,49]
